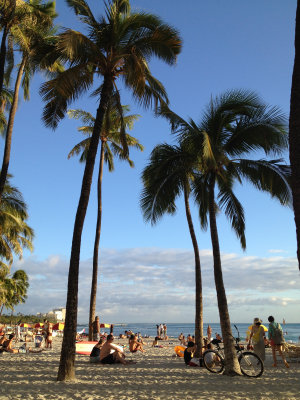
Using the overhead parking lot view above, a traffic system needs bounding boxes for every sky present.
[3,0,300,324]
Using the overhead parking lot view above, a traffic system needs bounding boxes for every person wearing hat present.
[248,318,265,361]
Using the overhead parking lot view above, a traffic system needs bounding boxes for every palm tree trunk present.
[0,25,8,97]
[0,56,26,203]
[183,183,203,358]
[289,0,300,270]
[208,178,241,376]
[57,76,114,382]
[88,140,105,341]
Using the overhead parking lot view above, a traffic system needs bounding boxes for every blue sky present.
[5,0,299,323]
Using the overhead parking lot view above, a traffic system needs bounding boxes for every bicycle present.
[203,325,264,378]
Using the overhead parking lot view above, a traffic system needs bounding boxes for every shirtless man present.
[129,334,145,353]
[99,334,128,365]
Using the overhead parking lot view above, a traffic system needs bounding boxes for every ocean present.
[77,322,300,343]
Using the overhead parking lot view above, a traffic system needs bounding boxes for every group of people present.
[0,319,53,353]
[89,333,145,365]
[248,315,289,368]
[156,324,168,339]
[181,315,290,369]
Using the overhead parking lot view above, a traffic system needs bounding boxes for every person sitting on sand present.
[100,334,129,365]
[0,333,7,346]
[0,334,18,353]
[129,334,145,353]
[90,338,104,363]
[152,336,163,348]
[180,335,187,346]
[215,333,222,341]
[184,341,198,366]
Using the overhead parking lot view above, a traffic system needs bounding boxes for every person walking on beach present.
[248,318,265,362]
[268,315,289,368]
[92,316,100,341]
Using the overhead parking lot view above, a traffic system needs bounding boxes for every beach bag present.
[273,323,284,345]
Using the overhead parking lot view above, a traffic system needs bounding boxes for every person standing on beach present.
[207,325,212,342]
[268,315,289,368]
[46,322,53,349]
[92,316,100,341]
[163,324,167,339]
[248,318,265,361]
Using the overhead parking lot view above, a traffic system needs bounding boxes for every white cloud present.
[268,249,287,254]
[11,248,300,323]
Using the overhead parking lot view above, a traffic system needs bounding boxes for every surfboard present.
[75,341,124,355]
[76,341,97,355]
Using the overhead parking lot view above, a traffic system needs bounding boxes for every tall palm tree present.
[0,0,56,99]
[40,0,181,381]
[289,0,300,270]
[0,0,57,202]
[68,104,142,341]
[159,91,292,375]
[141,142,204,358]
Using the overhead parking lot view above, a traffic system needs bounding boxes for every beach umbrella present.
[100,323,110,329]
[53,322,65,330]
[34,323,44,328]
[20,323,31,328]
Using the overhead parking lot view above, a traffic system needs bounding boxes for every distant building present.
[36,307,66,322]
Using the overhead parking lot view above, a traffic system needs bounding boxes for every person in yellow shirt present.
[248,318,265,361]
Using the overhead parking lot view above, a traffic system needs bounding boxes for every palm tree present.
[40,0,181,381]
[0,0,56,99]
[289,0,300,270]
[0,176,34,264]
[141,142,204,358]
[0,0,57,202]
[159,90,291,375]
[0,267,29,315]
[68,104,142,341]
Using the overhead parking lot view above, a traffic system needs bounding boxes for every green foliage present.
[67,102,143,169]
[0,314,56,325]
[40,0,182,130]
[0,176,34,264]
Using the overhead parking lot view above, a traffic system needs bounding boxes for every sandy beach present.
[1,337,300,400]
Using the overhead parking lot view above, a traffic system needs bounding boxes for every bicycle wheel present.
[238,351,264,378]
[203,350,224,373]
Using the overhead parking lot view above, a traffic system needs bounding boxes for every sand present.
[1,337,300,400]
